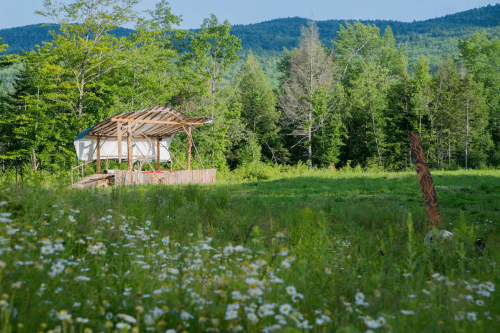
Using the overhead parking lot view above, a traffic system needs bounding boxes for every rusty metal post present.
[408,131,442,228]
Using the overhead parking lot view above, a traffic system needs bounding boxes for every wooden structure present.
[70,105,215,188]
[114,169,216,185]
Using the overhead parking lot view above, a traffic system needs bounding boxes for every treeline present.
[0,0,499,175]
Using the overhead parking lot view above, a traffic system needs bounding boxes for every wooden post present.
[157,138,161,171]
[96,136,101,174]
[117,123,122,164]
[127,131,132,171]
[408,131,441,228]
[187,127,192,170]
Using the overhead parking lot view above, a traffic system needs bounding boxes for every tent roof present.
[78,105,212,139]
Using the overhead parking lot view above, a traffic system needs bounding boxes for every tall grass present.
[0,169,498,332]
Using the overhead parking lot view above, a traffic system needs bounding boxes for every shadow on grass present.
[215,172,500,235]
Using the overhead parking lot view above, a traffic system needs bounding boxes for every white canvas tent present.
[74,135,173,163]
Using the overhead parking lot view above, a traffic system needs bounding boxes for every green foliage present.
[2,3,500,174]
[235,54,282,163]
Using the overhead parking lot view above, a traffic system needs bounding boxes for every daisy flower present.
[286,286,297,296]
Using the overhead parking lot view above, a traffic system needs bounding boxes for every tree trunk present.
[187,127,192,170]
[308,50,313,168]
[32,149,38,172]
[211,69,215,169]
[308,110,312,168]
[368,95,382,166]
[448,136,451,166]
[78,73,85,117]
[465,97,469,170]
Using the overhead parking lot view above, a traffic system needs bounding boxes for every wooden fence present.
[114,169,216,186]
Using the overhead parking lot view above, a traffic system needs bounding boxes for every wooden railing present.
[70,160,93,186]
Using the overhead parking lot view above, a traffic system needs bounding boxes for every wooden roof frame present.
[85,105,212,139]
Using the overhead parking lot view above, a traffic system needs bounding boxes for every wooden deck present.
[114,169,216,185]
[70,174,114,189]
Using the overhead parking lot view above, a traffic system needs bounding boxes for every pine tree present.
[236,54,283,163]
[430,57,461,169]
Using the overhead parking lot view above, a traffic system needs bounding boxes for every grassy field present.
[0,169,499,333]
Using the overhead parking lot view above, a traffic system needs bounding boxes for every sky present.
[0,0,499,30]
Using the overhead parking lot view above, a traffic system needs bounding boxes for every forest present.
[0,0,500,176]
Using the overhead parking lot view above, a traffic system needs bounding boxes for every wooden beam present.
[117,122,122,164]
[87,135,159,139]
[96,136,101,174]
[187,127,192,170]
[157,139,161,171]
[111,118,205,126]
[127,131,132,171]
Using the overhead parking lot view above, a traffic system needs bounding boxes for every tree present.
[0,49,73,172]
[188,14,242,167]
[310,84,346,167]
[0,38,8,60]
[236,54,282,163]
[280,20,333,167]
[350,62,389,166]
[411,56,434,135]
[456,73,490,168]
[105,0,185,114]
[332,21,383,86]
[333,22,385,167]
[429,57,461,169]
[334,22,405,168]
[35,0,139,128]
[459,32,500,165]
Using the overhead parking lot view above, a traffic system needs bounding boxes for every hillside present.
[0,24,134,55]
[230,4,500,52]
[2,4,500,54]
[1,4,500,85]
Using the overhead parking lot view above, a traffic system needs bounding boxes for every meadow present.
[0,168,499,333]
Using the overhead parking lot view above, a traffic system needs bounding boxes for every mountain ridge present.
[1,4,500,55]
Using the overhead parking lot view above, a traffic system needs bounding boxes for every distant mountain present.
[1,4,500,55]
[229,4,500,52]
[0,24,134,55]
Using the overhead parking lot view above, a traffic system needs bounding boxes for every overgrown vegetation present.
[1,1,500,174]
[0,169,498,332]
